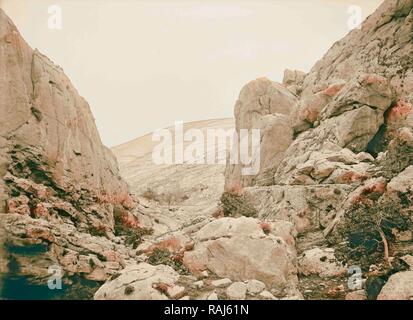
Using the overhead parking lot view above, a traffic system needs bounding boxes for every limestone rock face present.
[183,217,298,291]
[0,9,138,295]
[246,185,352,233]
[301,0,413,99]
[235,78,297,121]
[387,165,413,193]
[94,263,180,300]
[377,271,413,300]
[320,74,394,120]
[283,69,306,95]
[221,0,413,300]
[225,78,296,189]
[0,9,128,202]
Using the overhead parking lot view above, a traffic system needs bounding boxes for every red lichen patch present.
[386,100,413,125]
[212,207,224,219]
[153,282,171,295]
[144,237,183,255]
[32,203,50,219]
[260,222,272,235]
[102,250,119,262]
[349,180,387,206]
[26,227,55,243]
[323,83,345,97]
[364,181,387,195]
[6,196,30,215]
[182,255,206,275]
[360,74,388,86]
[114,209,141,230]
[301,104,320,124]
[98,192,136,210]
[334,171,368,184]
[326,285,345,299]
[225,184,244,197]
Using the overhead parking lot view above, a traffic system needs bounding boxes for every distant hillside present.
[112,118,235,219]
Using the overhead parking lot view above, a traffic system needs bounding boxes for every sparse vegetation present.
[141,187,189,205]
[113,206,153,248]
[88,224,108,238]
[124,285,135,296]
[329,194,413,271]
[220,186,257,218]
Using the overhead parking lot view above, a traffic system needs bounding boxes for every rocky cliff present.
[0,9,143,299]
[221,0,413,299]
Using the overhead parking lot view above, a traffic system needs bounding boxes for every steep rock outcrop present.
[225,78,296,189]
[302,0,413,100]
[222,0,413,300]
[0,9,140,298]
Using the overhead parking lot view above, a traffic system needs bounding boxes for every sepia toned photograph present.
[0,0,412,305]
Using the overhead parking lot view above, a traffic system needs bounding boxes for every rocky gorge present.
[1,0,413,300]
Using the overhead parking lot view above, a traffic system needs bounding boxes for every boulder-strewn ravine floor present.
[1,0,413,300]
[101,0,413,301]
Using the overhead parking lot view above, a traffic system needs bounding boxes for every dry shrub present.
[147,248,189,275]
[143,237,191,275]
[141,188,189,205]
[144,237,183,255]
[220,186,257,218]
[329,194,413,271]
[98,192,135,209]
[142,188,158,201]
[113,206,153,248]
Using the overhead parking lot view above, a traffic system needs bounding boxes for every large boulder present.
[283,69,306,96]
[298,247,347,278]
[225,78,296,189]
[245,184,353,233]
[377,271,413,300]
[183,217,298,291]
[94,263,180,300]
[235,78,297,123]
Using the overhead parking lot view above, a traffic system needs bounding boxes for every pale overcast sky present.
[1,0,383,146]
